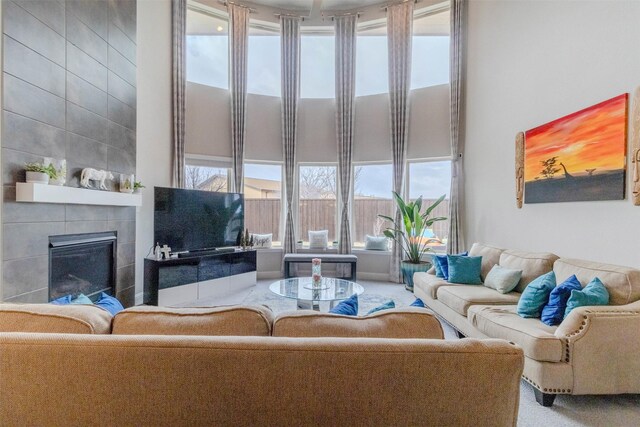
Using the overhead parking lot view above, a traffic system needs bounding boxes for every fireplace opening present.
[49,232,117,301]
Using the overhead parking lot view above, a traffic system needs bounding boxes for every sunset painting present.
[524,94,628,203]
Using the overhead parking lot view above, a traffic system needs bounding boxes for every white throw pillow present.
[484,265,523,294]
[365,235,388,251]
[251,233,272,249]
[308,230,329,250]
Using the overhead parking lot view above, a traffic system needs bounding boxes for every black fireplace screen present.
[49,232,117,301]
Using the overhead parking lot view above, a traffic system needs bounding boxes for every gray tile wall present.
[2,0,137,306]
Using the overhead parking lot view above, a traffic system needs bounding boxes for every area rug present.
[242,288,404,315]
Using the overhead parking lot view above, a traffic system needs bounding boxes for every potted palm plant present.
[379,192,447,291]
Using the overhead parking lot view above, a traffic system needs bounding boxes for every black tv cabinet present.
[144,249,257,306]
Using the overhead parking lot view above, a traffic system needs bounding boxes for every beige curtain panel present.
[171,0,186,188]
[280,16,302,255]
[228,4,250,193]
[387,0,414,282]
[447,0,466,254]
[335,15,358,255]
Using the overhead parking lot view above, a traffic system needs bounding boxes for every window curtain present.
[280,16,302,255]
[447,0,466,254]
[387,1,414,283]
[171,0,186,188]
[335,15,358,255]
[228,4,250,192]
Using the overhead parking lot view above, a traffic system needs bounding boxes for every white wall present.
[464,0,640,267]
[185,84,452,163]
[136,0,173,301]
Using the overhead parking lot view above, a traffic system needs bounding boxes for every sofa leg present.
[455,330,465,339]
[533,388,556,407]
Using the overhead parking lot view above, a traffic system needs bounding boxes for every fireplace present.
[49,232,117,301]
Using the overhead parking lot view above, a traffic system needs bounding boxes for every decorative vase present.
[311,258,322,287]
[26,171,49,184]
[401,261,431,292]
[119,174,134,193]
[44,157,66,186]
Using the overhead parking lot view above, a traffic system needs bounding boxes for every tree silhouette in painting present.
[540,156,561,179]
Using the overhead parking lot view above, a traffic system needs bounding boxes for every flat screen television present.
[154,187,244,253]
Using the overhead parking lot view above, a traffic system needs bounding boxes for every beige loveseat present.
[0,303,524,426]
[414,243,640,406]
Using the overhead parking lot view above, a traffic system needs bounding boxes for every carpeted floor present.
[186,278,640,426]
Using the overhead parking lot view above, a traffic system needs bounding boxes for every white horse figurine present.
[80,168,114,190]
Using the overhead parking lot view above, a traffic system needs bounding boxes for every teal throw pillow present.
[517,271,556,318]
[447,255,482,285]
[564,277,609,318]
[329,294,359,316]
[71,293,93,305]
[431,251,469,280]
[366,300,395,315]
[484,265,523,294]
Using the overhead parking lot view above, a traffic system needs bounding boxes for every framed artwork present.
[524,94,628,204]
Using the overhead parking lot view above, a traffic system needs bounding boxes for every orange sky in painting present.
[524,95,627,182]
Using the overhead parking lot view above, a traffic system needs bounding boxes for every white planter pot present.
[26,171,49,184]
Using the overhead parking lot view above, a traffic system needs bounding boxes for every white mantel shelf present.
[16,183,142,207]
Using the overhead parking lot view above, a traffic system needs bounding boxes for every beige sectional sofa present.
[0,303,524,426]
[414,243,640,406]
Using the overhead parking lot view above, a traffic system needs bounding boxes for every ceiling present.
[189,0,449,31]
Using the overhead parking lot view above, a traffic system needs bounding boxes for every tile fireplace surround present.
[1,0,137,306]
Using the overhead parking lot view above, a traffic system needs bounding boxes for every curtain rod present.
[322,11,363,21]
[218,0,257,13]
[380,0,421,12]
[274,13,307,22]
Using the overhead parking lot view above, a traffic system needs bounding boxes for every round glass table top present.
[269,277,364,302]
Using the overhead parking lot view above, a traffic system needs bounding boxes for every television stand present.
[144,249,256,306]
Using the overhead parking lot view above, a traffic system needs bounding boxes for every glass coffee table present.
[269,277,364,311]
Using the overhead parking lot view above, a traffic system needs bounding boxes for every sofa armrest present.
[554,299,640,339]
[553,300,640,395]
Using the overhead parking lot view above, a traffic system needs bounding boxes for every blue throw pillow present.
[431,254,448,278]
[95,292,124,316]
[447,255,482,285]
[517,271,556,318]
[50,295,72,305]
[540,275,582,326]
[432,251,469,280]
[564,277,609,318]
[410,298,426,308]
[366,300,395,315]
[70,293,93,305]
[329,294,358,316]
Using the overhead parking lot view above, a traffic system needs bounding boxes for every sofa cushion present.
[553,258,640,305]
[0,304,112,334]
[437,286,521,316]
[468,243,504,281]
[112,305,274,336]
[272,308,444,339]
[413,272,462,299]
[468,305,563,362]
[499,250,558,293]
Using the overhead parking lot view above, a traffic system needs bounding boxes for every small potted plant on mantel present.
[378,192,447,291]
[24,162,57,185]
[133,181,145,193]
